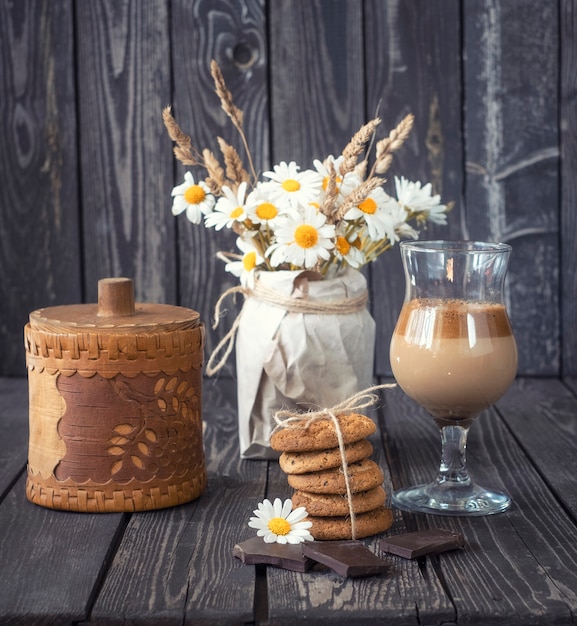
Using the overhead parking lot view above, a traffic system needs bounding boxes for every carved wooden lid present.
[25,278,203,376]
[29,278,200,334]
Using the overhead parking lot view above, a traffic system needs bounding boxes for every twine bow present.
[272,384,396,540]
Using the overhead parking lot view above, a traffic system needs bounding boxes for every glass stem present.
[436,425,471,487]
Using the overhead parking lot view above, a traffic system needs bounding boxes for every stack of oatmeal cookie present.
[270,413,393,540]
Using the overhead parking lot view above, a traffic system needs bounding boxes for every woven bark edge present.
[24,324,205,377]
[26,468,207,512]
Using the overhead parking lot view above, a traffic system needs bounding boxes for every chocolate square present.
[233,537,315,572]
[302,540,389,577]
[379,528,465,559]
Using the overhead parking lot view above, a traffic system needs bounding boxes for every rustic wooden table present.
[1,374,577,625]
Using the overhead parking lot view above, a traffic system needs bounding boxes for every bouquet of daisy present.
[163,61,449,459]
[163,61,448,288]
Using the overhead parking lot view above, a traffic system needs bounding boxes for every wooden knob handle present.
[97,278,135,317]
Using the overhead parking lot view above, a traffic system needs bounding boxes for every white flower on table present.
[248,498,314,544]
[267,206,336,269]
[171,171,215,224]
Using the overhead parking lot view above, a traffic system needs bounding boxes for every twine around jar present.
[272,384,395,540]
[205,277,369,376]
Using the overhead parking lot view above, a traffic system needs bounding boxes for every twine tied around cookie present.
[272,384,396,540]
[205,273,369,376]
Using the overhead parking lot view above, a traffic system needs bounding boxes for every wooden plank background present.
[0,0,573,378]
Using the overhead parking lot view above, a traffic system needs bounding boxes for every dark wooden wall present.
[1,0,575,378]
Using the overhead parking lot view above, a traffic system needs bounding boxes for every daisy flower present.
[244,185,289,227]
[248,498,313,544]
[223,236,265,287]
[261,161,323,210]
[171,171,215,224]
[343,186,397,242]
[204,182,248,231]
[333,229,365,268]
[313,155,362,202]
[395,176,447,225]
[267,206,336,269]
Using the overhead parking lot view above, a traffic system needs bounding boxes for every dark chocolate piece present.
[233,537,314,572]
[379,528,465,559]
[301,540,389,577]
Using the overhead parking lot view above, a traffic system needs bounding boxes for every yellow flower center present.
[322,175,342,191]
[358,197,377,214]
[282,179,301,193]
[268,517,291,536]
[184,184,206,205]
[294,224,319,249]
[336,236,350,255]
[230,206,244,219]
[256,202,278,220]
[243,251,257,271]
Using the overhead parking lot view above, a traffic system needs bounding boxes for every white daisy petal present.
[261,499,275,517]
[272,498,284,517]
[394,176,447,224]
[286,506,308,523]
[281,498,293,518]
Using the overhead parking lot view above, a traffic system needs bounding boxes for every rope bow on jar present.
[271,384,395,540]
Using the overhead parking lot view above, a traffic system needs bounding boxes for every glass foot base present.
[392,482,511,516]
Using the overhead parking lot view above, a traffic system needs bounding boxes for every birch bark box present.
[24,278,206,513]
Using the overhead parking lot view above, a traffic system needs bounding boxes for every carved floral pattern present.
[55,370,203,485]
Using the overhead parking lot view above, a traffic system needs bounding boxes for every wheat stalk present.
[340,118,381,175]
[210,61,244,131]
[217,137,251,189]
[202,148,226,194]
[162,106,202,166]
[210,60,258,184]
[371,113,414,176]
[319,160,340,221]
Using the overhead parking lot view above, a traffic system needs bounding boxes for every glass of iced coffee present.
[390,240,517,515]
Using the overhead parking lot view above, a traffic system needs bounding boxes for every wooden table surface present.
[1,374,577,625]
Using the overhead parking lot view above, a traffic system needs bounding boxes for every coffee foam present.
[395,298,513,340]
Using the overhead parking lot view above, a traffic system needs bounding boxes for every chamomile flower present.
[343,186,397,242]
[313,155,362,202]
[244,186,289,227]
[262,161,323,210]
[204,182,248,231]
[248,498,313,544]
[171,171,215,224]
[267,206,336,269]
[395,176,447,225]
[334,230,365,268]
[224,237,265,287]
